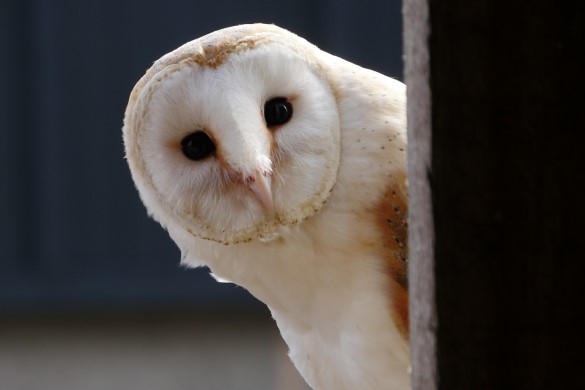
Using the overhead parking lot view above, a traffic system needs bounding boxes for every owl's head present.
[123,24,341,244]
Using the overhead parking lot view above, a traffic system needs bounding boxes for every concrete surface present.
[0,312,310,390]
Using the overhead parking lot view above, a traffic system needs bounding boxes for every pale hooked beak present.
[247,172,274,212]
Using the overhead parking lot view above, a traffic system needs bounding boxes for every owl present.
[123,24,409,389]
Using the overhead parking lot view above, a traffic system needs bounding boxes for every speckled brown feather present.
[376,170,409,338]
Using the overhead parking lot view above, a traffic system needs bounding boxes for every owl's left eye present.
[264,97,293,127]
[181,131,216,161]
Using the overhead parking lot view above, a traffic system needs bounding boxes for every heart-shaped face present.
[124,25,341,244]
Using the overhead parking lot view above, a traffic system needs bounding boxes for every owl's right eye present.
[181,131,216,161]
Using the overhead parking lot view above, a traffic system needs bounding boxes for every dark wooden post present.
[403,0,437,389]
[404,1,585,388]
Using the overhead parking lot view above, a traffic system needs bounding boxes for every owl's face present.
[124,28,341,244]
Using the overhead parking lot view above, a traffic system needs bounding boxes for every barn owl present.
[123,24,409,389]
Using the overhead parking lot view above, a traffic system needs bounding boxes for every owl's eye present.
[181,131,216,161]
[264,97,293,127]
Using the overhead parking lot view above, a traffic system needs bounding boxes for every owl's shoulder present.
[321,61,409,336]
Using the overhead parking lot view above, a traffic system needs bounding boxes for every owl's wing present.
[322,53,409,337]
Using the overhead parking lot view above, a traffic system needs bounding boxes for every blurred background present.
[0,0,402,388]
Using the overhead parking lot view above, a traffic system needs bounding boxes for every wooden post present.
[403,0,437,389]
[404,1,585,388]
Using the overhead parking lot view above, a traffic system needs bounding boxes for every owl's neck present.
[201,224,410,389]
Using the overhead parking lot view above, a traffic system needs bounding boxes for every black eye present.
[264,97,293,127]
[180,131,216,161]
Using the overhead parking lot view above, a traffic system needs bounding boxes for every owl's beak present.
[247,172,273,212]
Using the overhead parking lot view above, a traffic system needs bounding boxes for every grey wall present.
[0,0,403,312]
